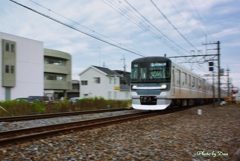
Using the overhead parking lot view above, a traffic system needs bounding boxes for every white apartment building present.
[79,66,130,100]
[0,32,44,101]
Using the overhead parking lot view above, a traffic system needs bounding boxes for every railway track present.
[0,108,130,122]
[0,107,190,147]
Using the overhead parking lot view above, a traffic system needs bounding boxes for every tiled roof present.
[93,66,121,76]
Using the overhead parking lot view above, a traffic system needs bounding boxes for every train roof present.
[132,56,171,63]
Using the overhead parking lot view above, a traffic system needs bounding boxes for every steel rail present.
[0,108,130,122]
[0,107,190,147]
[0,111,158,146]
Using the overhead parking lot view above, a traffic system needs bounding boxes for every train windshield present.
[131,61,171,82]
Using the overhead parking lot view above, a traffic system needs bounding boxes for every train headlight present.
[132,85,137,89]
[160,84,167,89]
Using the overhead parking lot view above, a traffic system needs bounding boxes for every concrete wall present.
[0,32,44,101]
[44,49,72,90]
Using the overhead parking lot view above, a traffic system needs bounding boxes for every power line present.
[150,0,198,51]
[188,0,215,43]
[10,0,144,57]
[102,0,188,56]
[168,0,201,43]
[123,0,189,55]
[28,0,143,56]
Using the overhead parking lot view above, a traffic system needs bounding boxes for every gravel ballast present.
[0,105,239,160]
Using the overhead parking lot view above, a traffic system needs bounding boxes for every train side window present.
[196,78,198,89]
[199,80,201,89]
[188,75,191,87]
[182,72,187,85]
[203,81,205,91]
[192,77,195,87]
[176,69,180,85]
[172,67,175,85]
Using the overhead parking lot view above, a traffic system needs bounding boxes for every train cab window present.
[149,62,169,79]
[140,68,147,79]
[131,64,138,79]
[192,77,195,87]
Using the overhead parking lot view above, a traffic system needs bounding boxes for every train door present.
[189,75,192,96]
[176,69,181,96]
[172,67,175,95]
[203,80,206,98]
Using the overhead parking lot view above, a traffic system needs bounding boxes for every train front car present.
[131,56,172,110]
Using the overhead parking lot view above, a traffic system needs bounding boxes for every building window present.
[11,66,14,73]
[94,77,100,84]
[44,57,64,66]
[11,44,15,52]
[81,80,88,85]
[5,65,9,73]
[57,76,63,81]
[109,78,112,84]
[125,92,129,99]
[45,74,65,81]
[114,78,118,84]
[5,43,9,52]
[108,91,111,99]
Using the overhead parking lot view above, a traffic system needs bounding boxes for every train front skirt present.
[132,98,171,110]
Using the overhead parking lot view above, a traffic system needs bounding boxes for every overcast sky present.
[1,0,240,91]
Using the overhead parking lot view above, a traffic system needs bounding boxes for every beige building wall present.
[44,49,72,91]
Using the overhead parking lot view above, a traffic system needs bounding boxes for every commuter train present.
[131,56,227,110]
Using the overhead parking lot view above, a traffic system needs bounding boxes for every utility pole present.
[226,68,230,97]
[169,41,221,106]
[202,41,221,106]
[213,71,215,107]
[217,41,221,106]
[121,55,127,85]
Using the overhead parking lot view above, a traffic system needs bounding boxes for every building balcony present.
[44,64,71,75]
[44,80,71,90]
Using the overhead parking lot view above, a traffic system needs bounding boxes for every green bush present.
[0,98,131,117]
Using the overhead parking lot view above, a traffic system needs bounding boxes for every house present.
[66,80,80,98]
[114,70,131,86]
[79,66,130,100]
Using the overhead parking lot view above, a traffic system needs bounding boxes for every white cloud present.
[1,0,240,88]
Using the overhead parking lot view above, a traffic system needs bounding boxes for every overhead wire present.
[123,0,189,55]
[168,0,201,43]
[28,0,144,56]
[150,0,199,51]
[10,0,145,57]
[102,0,172,49]
[102,0,189,56]
[188,0,216,43]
